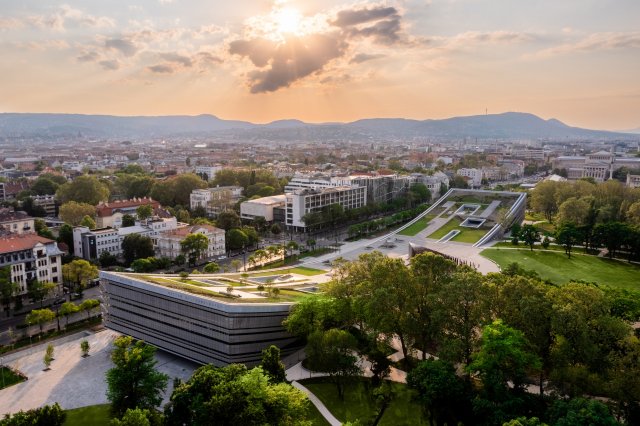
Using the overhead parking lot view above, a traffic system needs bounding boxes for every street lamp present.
[0,356,5,389]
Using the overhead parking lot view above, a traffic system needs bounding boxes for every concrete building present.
[100,271,299,366]
[333,175,414,205]
[240,195,287,223]
[95,198,161,229]
[457,168,483,187]
[412,172,450,199]
[32,195,57,216]
[194,165,222,181]
[285,186,367,231]
[627,174,640,188]
[0,234,64,312]
[553,151,640,182]
[190,186,243,217]
[156,224,226,262]
[0,209,35,235]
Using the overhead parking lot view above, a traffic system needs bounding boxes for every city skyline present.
[1,0,639,130]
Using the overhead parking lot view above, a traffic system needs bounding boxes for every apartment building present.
[333,175,414,205]
[0,209,35,235]
[285,186,367,231]
[457,168,483,187]
[194,165,222,181]
[0,234,64,312]
[32,195,57,216]
[190,186,243,217]
[627,174,640,189]
[156,224,226,261]
[95,198,161,229]
[412,172,450,199]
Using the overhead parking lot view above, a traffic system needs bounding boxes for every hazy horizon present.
[1,0,639,131]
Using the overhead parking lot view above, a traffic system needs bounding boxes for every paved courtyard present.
[0,329,198,416]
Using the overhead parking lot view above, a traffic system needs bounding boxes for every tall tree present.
[136,204,154,221]
[261,345,286,384]
[121,234,155,265]
[0,266,18,317]
[56,175,110,205]
[59,201,96,226]
[106,336,169,417]
[180,233,209,266]
[519,224,540,251]
[555,223,582,258]
[62,259,98,295]
[27,280,56,307]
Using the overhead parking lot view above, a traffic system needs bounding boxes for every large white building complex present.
[285,186,367,231]
[240,195,287,223]
[552,151,640,182]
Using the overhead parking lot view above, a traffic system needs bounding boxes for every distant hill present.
[0,112,634,140]
[622,127,640,134]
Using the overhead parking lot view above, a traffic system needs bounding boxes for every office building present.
[285,186,366,231]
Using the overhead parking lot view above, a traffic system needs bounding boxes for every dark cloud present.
[232,34,347,93]
[346,16,402,45]
[159,52,193,67]
[332,6,398,28]
[98,59,120,70]
[350,53,385,64]
[77,51,99,62]
[196,52,223,64]
[148,64,174,73]
[105,38,138,57]
[229,39,277,67]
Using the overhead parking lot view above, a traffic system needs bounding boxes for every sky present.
[0,0,639,130]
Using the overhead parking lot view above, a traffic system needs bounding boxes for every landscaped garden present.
[427,217,488,243]
[0,366,26,390]
[398,216,432,236]
[300,377,428,426]
[64,404,112,426]
[481,248,640,290]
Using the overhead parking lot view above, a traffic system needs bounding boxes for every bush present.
[0,403,66,425]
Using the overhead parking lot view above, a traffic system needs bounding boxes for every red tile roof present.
[0,234,55,254]
[96,198,160,217]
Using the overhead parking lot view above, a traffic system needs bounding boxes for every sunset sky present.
[1,0,639,130]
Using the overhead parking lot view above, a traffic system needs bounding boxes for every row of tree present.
[285,251,640,424]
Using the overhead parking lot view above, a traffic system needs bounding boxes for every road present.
[0,286,102,346]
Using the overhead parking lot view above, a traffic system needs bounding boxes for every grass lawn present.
[307,403,331,426]
[428,217,462,239]
[0,366,25,389]
[64,404,112,426]
[398,217,430,236]
[427,217,487,243]
[481,248,640,291]
[301,377,428,426]
[248,266,325,277]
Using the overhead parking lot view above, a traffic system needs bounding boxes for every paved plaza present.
[0,329,198,416]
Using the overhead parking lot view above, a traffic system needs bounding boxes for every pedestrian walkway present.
[292,381,342,426]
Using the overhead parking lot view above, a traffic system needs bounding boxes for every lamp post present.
[1,356,5,389]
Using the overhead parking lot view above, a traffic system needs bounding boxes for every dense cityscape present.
[1,1,640,425]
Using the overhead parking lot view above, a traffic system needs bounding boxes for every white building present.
[95,198,161,229]
[190,186,243,217]
[285,186,367,231]
[73,218,180,260]
[457,168,483,187]
[553,151,640,182]
[0,234,64,312]
[412,172,450,199]
[240,195,287,222]
[194,165,222,181]
[156,224,226,261]
[32,195,57,216]
[0,209,35,235]
[627,174,640,188]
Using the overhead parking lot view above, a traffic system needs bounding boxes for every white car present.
[218,255,227,260]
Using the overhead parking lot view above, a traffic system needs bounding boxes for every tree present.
[62,260,98,295]
[530,181,558,221]
[81,339,90,357]
[306,238,316,251]
[150,174,206,206]
[270,223,282,236]
[57,223,74,253]
[547,398,618,426]
[556,197,591,226]
[0,266,16,317]
[0,403,66,425]
[106,336,169,417]
[34,219,54,239]
[31,176,60,195]
[230,259,242,273]
[467,320,541,399]
[56,174,110,205]
[122,214,136,227]
[26,308,56,335]
[59,201,96,226]
[99,250,119,268]
[59,301,79,328]
[261,345,286,384]
[121,234,155,265]
[286,241,299,259]
[27,280,56,307]
[164,364,309,426]
[216,210,241,231]
[79,299,100,320]
[555,223,581,258]
[180,233,209,266]
[79,215,96,229]
[226,228,248,251]
[202,262,220,273]
[519,224,540,251]
[136,204,154,221]
[44,343,55,370]
[306,328,360,399]
[407,359,470,426]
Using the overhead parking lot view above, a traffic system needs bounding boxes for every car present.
[53,297,66,305]
[365,246,373,250]
[218,255,227,260]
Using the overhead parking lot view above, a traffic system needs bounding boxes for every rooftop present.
[0,233,57,254]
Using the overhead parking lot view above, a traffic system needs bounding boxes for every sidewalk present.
[292,381,342,426]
